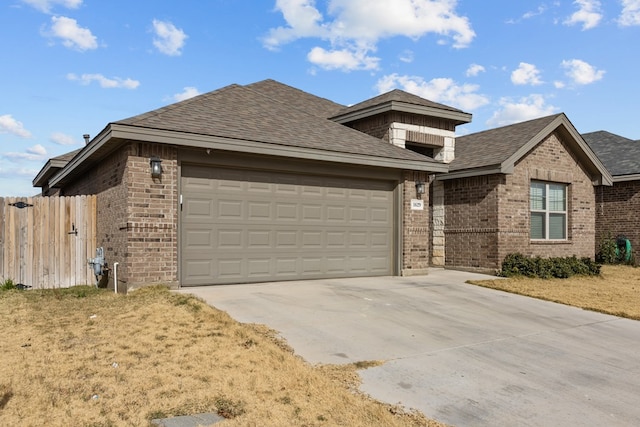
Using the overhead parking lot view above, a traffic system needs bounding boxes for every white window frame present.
[530,181,568,241]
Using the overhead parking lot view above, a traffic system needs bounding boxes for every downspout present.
[113,262,119,294]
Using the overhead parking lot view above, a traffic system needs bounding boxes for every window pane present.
[530,182,545,210]
[549,213,566,239]
[548,184,566,211]
[531,212,545,239]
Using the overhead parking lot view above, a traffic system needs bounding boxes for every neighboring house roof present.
[331,89,472,126]
[33,148,82,188]
[445,113,612,185]
[582,131,640,181]
[39,80,449,190]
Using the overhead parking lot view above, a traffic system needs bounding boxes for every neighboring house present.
[33,80,612,289]
[439,114,611,271]
[583,131,640,262]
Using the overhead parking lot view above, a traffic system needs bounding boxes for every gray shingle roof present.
[115,80,438,164]
[451,114,563,171]
[332,89,466,118]
[582,131,640,177]
[246,79,344,118]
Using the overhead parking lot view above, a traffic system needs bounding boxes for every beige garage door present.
[180,165,395,286]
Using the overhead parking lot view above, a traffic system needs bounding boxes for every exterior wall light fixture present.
[150,157,162,178]
[415,180,426,197]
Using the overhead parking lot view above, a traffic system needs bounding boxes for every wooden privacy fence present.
[0,196,97,289]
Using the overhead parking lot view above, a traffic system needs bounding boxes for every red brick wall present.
[595,181,640,263]
[402,171,430,275]
[444,131,597,271]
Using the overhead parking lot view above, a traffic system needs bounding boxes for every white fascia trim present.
[613,174,640,183]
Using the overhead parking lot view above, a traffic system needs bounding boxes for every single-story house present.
[34,80,613,290]
[583,131,640,262]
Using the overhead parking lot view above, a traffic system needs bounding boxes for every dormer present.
[330,90,471,163]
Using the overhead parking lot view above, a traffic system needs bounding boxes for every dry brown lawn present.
[0,285,445,427]
[468,264,640,320]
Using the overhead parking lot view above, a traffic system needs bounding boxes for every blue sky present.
[1,0,639,196]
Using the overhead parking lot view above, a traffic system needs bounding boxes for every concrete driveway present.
[179,269,640,426]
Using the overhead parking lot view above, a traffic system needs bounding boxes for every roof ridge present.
[458,113,564,140]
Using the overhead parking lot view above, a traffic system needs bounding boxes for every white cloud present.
[47,16,97,51]
[466,63,485,77]
[173,87,201,102]
[564,0,602,30]
[561,59,605,84]
[399,50,414,63]
[67,73,140,89]
[376,74,489,111]
[50,132,78,145]
[22,0,82,13]
[0,114,32,138]
[152,19,187,56]
[511,62,543,85]
[487,94,558,127]
[264,0,475,71]
[554,80,566,89]
[4,144,48,161]
[308,46,379,71]
[619,0,640,26]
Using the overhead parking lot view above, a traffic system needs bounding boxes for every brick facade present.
[595,181,640,263]
[401,171,430,275]
[62,142,178,291]
[345,112,456,143]
[444,131,597,271]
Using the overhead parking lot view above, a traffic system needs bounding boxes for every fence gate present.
[0,196,97,289]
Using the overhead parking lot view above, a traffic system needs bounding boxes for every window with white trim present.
[530,181,567,240]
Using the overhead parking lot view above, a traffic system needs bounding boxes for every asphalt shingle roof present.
[451,114,563,171]
[115,80,438,164]
[332,89,466,118]
[582,131,640,176]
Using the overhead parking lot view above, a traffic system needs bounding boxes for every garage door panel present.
[218,200,243,219]
[181,165,395,285]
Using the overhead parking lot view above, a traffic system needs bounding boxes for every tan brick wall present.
[402,171,430,275]
[61,142,178,290]
[595,181,640,263]
[444,131,597,271]
[444,175,502,269]
[125,143,178,289]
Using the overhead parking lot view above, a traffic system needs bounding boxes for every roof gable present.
[582,131,640,179]
[330,89,472,125]
[448,113,612,185]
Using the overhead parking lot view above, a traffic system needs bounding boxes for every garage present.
[180,164,397,286]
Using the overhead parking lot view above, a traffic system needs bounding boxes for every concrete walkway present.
[179,269,640,426]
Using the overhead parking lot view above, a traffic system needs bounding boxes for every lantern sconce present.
[415,180,426,197]
[150,156,162,178]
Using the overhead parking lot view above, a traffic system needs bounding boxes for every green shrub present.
[0,278,16,291]
[597,235,635,265]
[499,254,600,279]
